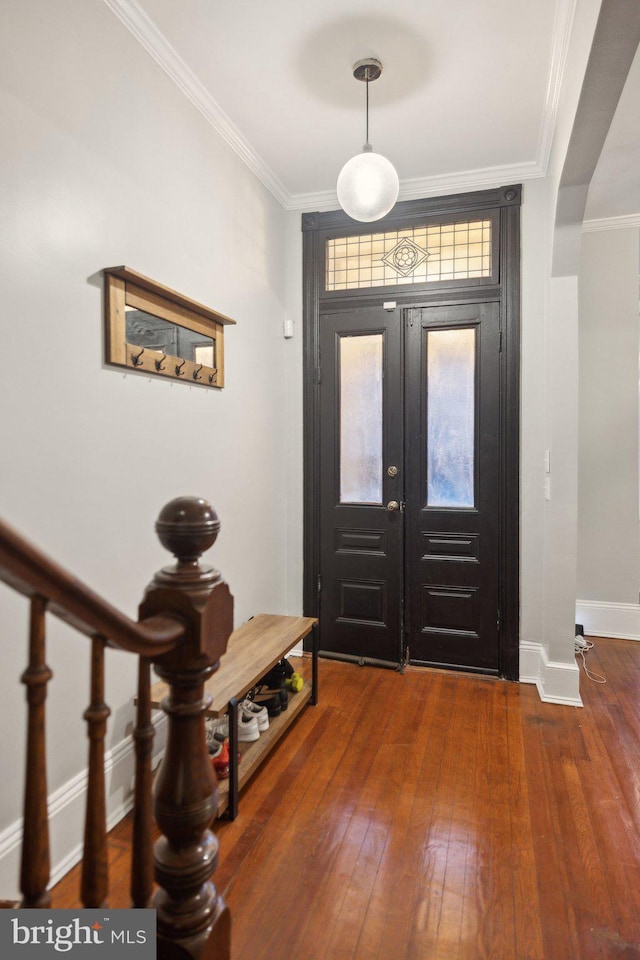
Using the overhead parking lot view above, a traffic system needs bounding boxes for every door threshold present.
[408,659,501,679]
[319,650,402,672]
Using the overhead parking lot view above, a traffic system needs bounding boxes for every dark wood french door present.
[319,301,501,674]
[319,307,404,664]
[404,302,500,671]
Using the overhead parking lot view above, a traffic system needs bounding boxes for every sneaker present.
[210,738,242,779]
[253,661,288,713]
[206,710,260,744]
[239,699,269,732]
[254,687,288,713]
[251,690,282,717]
[206,717,225,752]
[211,738,230,779]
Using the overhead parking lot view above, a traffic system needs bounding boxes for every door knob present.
[387,500,400,512]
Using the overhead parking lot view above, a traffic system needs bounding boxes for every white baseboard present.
[519,640,583,706]
[576,599,640,641]
[0,711,167,902]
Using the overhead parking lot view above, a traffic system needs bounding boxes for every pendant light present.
[337,58,399,223]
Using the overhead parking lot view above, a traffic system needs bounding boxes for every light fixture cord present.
[365,75,369,145]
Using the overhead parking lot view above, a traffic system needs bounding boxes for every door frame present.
[302,185,521,680]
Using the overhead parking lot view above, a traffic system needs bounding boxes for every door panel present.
[405,303,501,672]
[319,308,403,663]
[318,301,502,674]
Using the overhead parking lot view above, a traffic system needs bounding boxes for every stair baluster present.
[131,656,154,908]
[20,594,52,908]
[81,636,110,907]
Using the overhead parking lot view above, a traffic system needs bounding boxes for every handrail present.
[0,517,184,656]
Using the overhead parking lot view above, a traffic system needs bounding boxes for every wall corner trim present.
[520,640,583,706]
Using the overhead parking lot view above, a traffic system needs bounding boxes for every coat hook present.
[193,363,203,381]
[175,359,186,377]
[208,369,218,385]
[131,346,145,367]
[155,352,167,372]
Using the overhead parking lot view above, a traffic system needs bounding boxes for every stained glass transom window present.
[325,220,492,291]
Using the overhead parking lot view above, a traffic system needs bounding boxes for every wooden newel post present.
[139,497,233,960]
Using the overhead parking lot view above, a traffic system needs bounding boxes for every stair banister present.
[0,496,233,960]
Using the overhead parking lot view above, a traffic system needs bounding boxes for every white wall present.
[577,227,640,634]
[544,275,580,666]
[0,0,289,897]
[519,177,550,653]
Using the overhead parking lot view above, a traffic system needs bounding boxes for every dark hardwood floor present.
[52,641,640,959]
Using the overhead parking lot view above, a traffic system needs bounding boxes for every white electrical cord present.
[575,635,607,683]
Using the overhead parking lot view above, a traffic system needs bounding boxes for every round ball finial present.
[155,497,220,564]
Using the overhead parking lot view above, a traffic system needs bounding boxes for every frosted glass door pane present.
[340,334,383,503]
[427,328,475,507]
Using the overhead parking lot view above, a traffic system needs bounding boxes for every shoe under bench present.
[148,613,319,820]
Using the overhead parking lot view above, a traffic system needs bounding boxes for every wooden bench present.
[150,613,318,818]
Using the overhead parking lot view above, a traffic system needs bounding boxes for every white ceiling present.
[106,0,638,220]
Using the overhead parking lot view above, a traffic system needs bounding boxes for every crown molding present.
[582,213,640,232]
[101,0,289,207]
[396,160,543,202]
[287,159,544,212]
[535,0,578,176]
[103,0,570,213]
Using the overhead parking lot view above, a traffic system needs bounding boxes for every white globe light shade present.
[337,150,400,222]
